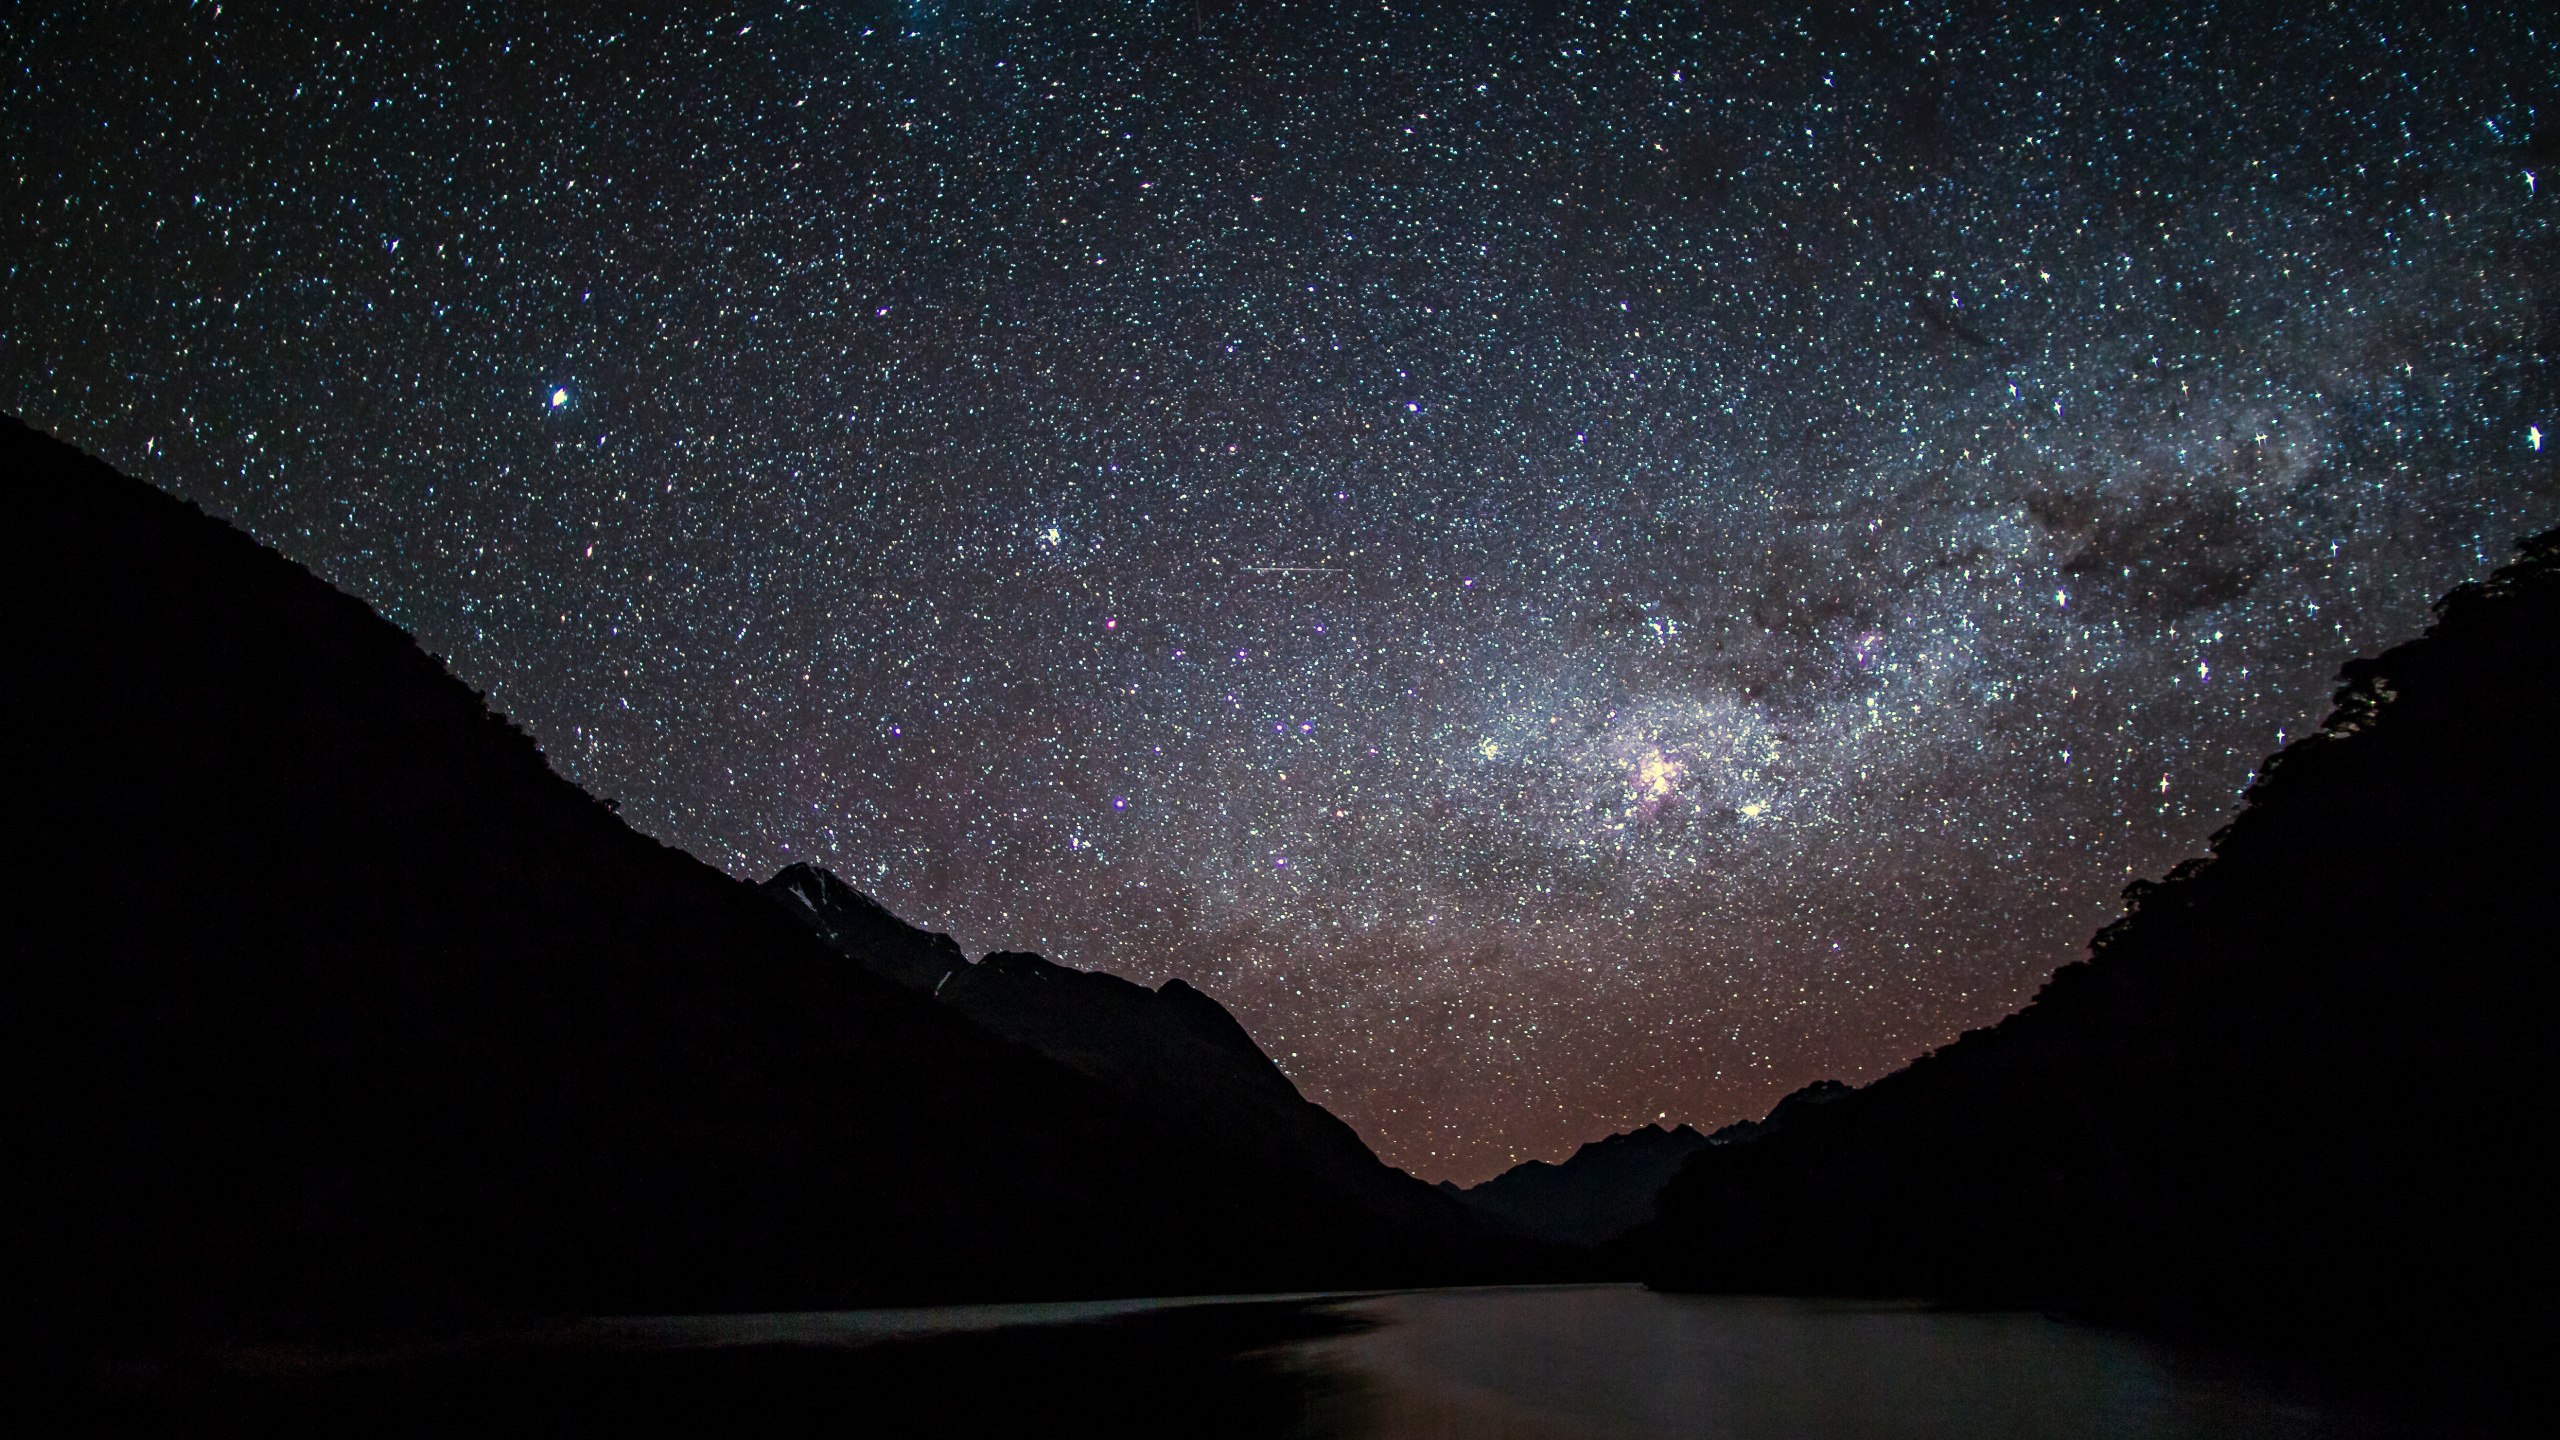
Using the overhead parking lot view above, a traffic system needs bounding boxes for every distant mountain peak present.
[760,863,964,990]
[1156,977,1279,1066]
[1569,1122,1705,1160]
[1448,1120,1720,1248]
[760,865,1478,1239]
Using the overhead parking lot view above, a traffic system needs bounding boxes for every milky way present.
[8,2,2553,1180]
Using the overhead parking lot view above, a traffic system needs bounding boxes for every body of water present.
[1282,1285,2402,1439]
[89,1283,2439,1436]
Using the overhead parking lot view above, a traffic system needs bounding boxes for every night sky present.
[8,2,2553,1182]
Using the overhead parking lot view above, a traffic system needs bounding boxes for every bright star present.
[550,388,568,408]
[2531,425,2545,452]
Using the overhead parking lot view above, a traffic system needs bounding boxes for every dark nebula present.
[7,2,2553,1181]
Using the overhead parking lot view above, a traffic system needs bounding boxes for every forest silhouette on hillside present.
[1617,526,2559,1366]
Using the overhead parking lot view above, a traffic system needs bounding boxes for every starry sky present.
[8,1,2554,1182]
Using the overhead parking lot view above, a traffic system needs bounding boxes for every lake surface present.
[1279,1285,2403,1439]
[572,1282,2409,1438]
[92,1283,2431,1436]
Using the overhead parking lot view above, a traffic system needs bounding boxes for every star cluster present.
[7,1,2552,1181]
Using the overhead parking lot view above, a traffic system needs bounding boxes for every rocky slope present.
[764,862,1475,1234]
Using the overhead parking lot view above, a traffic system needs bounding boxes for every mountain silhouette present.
[6,415,1498,1356]
[764,862,1478,1235]
[1439,1123,1715,1247]
[1619,529,2560,1354]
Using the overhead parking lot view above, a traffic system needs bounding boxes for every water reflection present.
[1285,1285,2398,1439]
[582,1286,1377,1349]
[85,1283,2412,1437]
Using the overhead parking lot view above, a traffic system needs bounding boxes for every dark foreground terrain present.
[1620,529,2560,1374]
[5,415,1511,1363]
[14,403,2549,1428]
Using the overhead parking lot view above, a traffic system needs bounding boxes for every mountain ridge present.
[5,414,1510,1355]
[1616,528,2560,1352]
[760,863,1474,1235]
[1439,1122,1714,1247]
